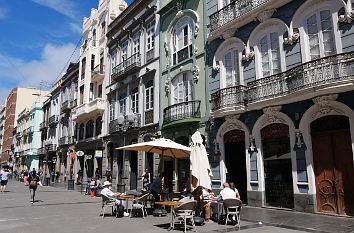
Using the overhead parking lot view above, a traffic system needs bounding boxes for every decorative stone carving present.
[176,0,183,11]
[294,129,305,149]
[192,65,200,83]
[164,78,170,94]
[242,45,254,61]
[219,115,243,138]
[284,28,300,45]
[225,114,240,122]
[339,2,354,23]
[249,135,256,152]
[213,61,220,71]
[213,139,219,154]
[256,9,275,22]
[262,106,285,126]
[311,94,343,119]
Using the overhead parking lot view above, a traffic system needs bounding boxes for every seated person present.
[194,186,212,222]
[218,182,237,201]
[101,181,121,198]
[229,182,241,200]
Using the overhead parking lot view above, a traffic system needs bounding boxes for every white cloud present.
[69,22,82,34]
[0,87,11,106]
[0,43,79,94]
[0,7,8,19]
[32,0,78,19]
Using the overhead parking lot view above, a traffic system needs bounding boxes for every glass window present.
[260,32,281,77]
[146,21,155,51]
[223,49,240,87]
[131,87,139,113]
[173,17,193,65]
[109,100,115,122]
[121,41,128,63]
[119,93,126,116]
[306,10,335,60]
[133,32,140,55]
[172,73,193,104]
[145,80,154,111]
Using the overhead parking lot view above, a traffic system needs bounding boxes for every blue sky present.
[0,0,133,104]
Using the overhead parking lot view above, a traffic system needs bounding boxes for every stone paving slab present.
[0,180,353,233]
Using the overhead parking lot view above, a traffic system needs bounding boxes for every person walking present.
[28,171,41,203]
[24,170,29,186]
[0,167,11,193]
[141,168,151,191]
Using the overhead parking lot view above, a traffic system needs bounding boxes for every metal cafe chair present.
[223,198,242,229]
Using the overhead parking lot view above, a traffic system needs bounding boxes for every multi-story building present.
[47,81,61,180]
[207,0,354,215]
[0,104,6,162]
[1,87,50,166]
[73,0,127,183]
[25,102,44,170]
[14,108,30,172]
[39,98,53,179]
[59,62,79,183]
[158,0,208,192]
[106,0,160,191]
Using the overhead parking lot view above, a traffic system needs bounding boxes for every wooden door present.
[312,129,354,215]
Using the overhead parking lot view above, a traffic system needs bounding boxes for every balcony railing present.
[111,53,141,81]
[46,144,57,152]
[211,51,354,112]
[91,64,105,81]
[146,48,154,62]
[59,136,68,146]
[144,109,154,125]
[61,101,69,112]
[163,100,201,124]
[109,114,141,134]
[209,0,269,32]
[48,115,59,126]
[70,99,77,108]
[211,85,247,111]
[75,98,105,119]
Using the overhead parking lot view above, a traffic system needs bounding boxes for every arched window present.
[172,72,193,104]
[86,120,94,138]
[306,10,335,60]
[79,123,84,140]
[173,17,194,65]
[96,116,102,136]
[145,80,154,111]
[131,87,139,113]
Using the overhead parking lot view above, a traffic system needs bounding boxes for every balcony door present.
[172,73,193,120]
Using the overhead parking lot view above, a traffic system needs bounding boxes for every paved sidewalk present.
[0,180,353,233]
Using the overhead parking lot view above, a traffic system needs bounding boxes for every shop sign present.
[76,151,84,157]
[95,150,103,158]
[70,153,76,158]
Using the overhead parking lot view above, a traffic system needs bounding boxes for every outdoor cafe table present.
[155,201,183,231]
[117,195,135,213]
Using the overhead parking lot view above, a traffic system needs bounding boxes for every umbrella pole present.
[160,150,164,201]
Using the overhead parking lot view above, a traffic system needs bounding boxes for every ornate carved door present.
[311,116,354,215]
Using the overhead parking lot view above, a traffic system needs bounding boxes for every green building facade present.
[158,0,209,192]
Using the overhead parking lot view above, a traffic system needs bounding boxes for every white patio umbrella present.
[190,131,213,190]
[117,138,191,198]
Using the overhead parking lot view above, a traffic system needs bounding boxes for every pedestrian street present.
[0,180,353,233]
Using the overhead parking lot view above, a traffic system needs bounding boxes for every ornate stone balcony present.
[61,101,70,113]
[109,113,141,134]
[74,98,105,120]
[91,64,105,82]
[163,100,201,124]
[111,53,141,82]
[211,51,354,117]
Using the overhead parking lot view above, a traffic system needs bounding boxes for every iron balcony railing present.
[146,48,154,62]
[91,64,105,78]
[46,144,57,152]
[48,115,59,126]
[109,114,141,134]
[111,53,141,81]
[70,99,77,108]
[61,101,69,112]
[144,109,154,125]
[59,136,68,146]
[211,51,354,111]
[209,0,269,32]
[163,100,201,124]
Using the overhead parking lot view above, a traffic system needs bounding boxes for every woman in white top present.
[0,167,11,193]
